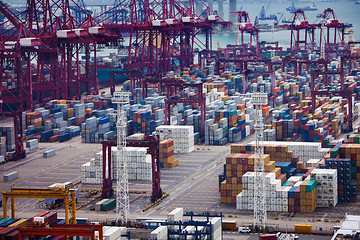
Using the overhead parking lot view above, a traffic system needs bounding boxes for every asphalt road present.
[0,125,355,238]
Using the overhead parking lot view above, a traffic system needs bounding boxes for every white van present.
[238,227,251,233]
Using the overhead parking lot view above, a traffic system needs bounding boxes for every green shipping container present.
[351,172,357,180]
[330,148,339,158]
[0,218,11,225]
[101,199,116,211]
[282,181,290,186]
[35,126,45,133]
[351,160,357,167]
[305,180,316,192]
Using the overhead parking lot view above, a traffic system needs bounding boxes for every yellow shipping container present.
[68,108,74,118]
[9,219,29,227]
[294,224,312,233]
[272,167,281,177]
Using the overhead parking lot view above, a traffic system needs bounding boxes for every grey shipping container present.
[3,171,18,182]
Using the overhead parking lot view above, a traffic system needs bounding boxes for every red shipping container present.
[291,157,299,164]
[237,177,242,184]
[277,174,287,185]
[243,165,248,171]
[259,234,277,240]
[43,212,57,225]
[220,189,226,196]
[152,107,161,113]
[5,230,19,240]
[231,164,237,171]
[49,135,59,142]
[75,117,85,125]
[350,196,358,203]
[0,226,18,236]
[289,205,295,212]
[226,155,233,164]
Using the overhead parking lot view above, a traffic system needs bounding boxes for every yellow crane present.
[2,187,77,224]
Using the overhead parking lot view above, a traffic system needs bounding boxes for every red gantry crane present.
[281,9,316,54]
[97,0,229,95]
[230,11,259,53]
[0,0,114,111]
[318,8,349,59]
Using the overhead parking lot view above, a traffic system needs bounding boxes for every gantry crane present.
[2,187,77,224]
[230,11,259,53]
[318,8,348,60]
[280,10,317,53]
[112,91,130,223]
[251,92,268,230]
[164,82,206,137]
[0,0,113,111]
[101,135,162,203]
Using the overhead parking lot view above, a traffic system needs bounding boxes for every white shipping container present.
[150,226,168,240]
[167,208,183,222]
[103,226,122,240]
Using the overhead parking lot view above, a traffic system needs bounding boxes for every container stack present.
[26,112,42,127]
[271,119,300,141]
[3,127,16,153]
[81,147,152,184]
[288,185,300,212]
[310,169,338,207]
[52,112,64,128]
[156,125,194,153]
[231,143,295,163]
[132,110,154,135]
[247,141,327,163]
[74,104,86,125]
[299,180,317,213]
[321,158,356,203]
[34,108,51,122]
[324,143,360,193]
[113,147,152,181]
[81,117,97,143]
[305,159,321,168]
[237,172,289,212]
[66,126,81,137]
[55,103,68,120]
[98,117,110,134]
[0,136,6,156]
[215,109,237,128]
[263,129,276,141]
[204,82,228,96]
[159,140,178,168]
[221,153,271,204]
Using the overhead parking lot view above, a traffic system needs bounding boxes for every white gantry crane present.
[251,92,268,230]
[112,91,131,223]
